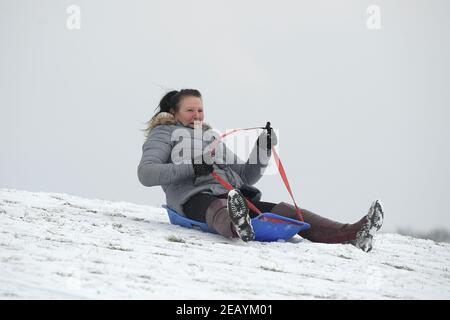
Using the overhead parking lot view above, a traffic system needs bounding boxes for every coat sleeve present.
[137,126,195,187]
[223,138,271,186]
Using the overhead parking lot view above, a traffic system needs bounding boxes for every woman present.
[138,89,384,252]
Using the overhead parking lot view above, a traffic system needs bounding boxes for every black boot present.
[352,200,384,252]
[227,189,255,242]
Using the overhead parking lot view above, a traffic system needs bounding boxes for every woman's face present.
[172,96,204,129]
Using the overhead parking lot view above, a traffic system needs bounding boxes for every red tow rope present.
[211,171,262,215]
[209,126,304,222]
[271,147,304,221]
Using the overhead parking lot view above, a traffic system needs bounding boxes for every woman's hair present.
[143,89,202,137]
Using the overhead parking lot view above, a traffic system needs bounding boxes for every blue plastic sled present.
[163,205,311,242]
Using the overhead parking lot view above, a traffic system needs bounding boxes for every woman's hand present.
[192,153,214,177]
[258,122,278,150]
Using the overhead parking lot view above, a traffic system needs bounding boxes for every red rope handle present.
[209,126,304,221]
[210,127,262,157]
[271,147,304,221]
[211,172,262,215]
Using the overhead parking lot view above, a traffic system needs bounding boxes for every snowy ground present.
[1,188,449,299]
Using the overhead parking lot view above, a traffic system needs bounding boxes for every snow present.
[1,188,449,299]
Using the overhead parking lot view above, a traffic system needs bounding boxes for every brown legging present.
[202,198,366,244]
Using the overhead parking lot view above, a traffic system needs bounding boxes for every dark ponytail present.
[143,89,202,137]
[156,90,179,114]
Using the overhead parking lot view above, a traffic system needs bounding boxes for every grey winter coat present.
[137,112,271,215]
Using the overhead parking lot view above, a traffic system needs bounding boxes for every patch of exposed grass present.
[167,235,186,243]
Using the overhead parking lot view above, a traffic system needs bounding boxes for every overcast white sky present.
[1,0,449,233]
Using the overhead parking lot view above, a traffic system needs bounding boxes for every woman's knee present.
[270,202,299,220]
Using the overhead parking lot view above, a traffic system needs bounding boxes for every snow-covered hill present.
[1,188,449,299]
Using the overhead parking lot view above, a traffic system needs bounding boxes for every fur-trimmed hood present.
[147,112,212,132]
